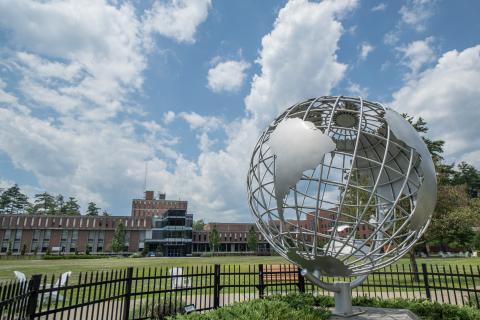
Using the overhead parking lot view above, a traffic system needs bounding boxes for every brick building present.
[0,191,373,256]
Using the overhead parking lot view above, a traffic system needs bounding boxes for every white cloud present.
[390,45,480,167]
[384,0,436,46]
[359,42,374,60]
[347,82,368,97]
[0,0,211,214]
[371,3,387,12]
[245,0,357,125]
[399,0,435,32]
[163,111,176,124]
[397,37,436,77]
[179,112,223,132]
[0,0,356,222]
[143,0,358,222]
[143,0,211,43]
[207,60,250,93]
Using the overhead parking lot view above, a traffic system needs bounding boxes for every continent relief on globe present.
[269,118,336,217]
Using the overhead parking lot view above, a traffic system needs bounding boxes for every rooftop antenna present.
[143,161,148,193]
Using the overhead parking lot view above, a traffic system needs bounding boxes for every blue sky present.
[0,0,479,221]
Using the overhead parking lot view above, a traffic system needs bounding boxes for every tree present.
[6,241,12,256]
[247,226,258,253]
[21,243,27,256]
[110,221,126,253]
[33,245,38,256]
[0,184,29,214]
[452,162,480,198]
[102,210,110,216]
[55,195,67,215]
[208,225,219,256]
[86,202,100,216]
[193,219,205,231]
[33,192,56,215]
[64,197,81,215]
[141,245,148,257]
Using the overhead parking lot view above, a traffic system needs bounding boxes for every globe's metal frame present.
[247,96,436,316]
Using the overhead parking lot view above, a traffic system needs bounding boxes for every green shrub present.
[168,294,480,320]
[42,254,109,260]
[134,296,184,319]
[170,298,330,320]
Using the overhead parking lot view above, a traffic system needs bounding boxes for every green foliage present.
[33,192,56,214]
[33,245,38,256]
[42,254,109,260]
[208,225,219,255]
[86,202,100,216]
[170,295,330,320]
[64,197,81,215]
[193,219,205,231]
[6,241,12,256]
[0,184,29,214]
[110,221,126,253]
[247,226,258,252]
[136,296,184,319]
[473,232,480,250]
[45,247,51,256]
[352,297,480,320]
[20,243,27,256]
[141,245,148,257]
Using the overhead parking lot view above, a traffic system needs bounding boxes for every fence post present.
[297,267,305,293]
[213,264,220,309]
[26,274,41,320]
[258,264,265,298]
[123,267,133,320]
[421,263,431,300]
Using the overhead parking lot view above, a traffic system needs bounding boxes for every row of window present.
[0,216,148,229]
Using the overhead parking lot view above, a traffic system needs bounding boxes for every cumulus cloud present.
[359,42,374,61]
[390,45,480,167]
[0,0,356,222]
[143,0,211,43]
[397,37,436,77]
[207,60,250,93]
[0,0,210,213]
[245,0,357,125]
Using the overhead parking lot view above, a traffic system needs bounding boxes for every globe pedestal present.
[332,282,363,317]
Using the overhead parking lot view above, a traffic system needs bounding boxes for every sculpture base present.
[328,307,417,319]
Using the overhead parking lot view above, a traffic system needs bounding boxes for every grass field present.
[0,256,479,281]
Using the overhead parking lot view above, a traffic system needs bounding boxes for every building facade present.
[1,191,375,256]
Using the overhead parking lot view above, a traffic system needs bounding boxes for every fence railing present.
[0,263,479,319]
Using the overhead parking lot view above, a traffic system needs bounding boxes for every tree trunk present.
[409,249,420,283]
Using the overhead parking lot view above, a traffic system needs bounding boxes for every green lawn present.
[0,256,479,282]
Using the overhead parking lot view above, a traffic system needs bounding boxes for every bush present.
[134,296,184,319]
[42,254,109,260]
[168,294,480,320]
[170,296,330,320]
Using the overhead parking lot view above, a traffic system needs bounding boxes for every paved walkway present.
[329,307,417,319]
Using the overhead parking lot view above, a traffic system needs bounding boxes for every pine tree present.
[64,197,81,215]
[0,184,29,214]
[86,202,100,216]
[33,192,56,215]
[55,195,67,215]
[110,221,125,253]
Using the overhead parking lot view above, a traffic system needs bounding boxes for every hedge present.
[168,294,480,320]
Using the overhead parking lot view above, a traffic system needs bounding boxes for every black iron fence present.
[0,263,479,319]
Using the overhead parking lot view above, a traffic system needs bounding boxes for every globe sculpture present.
[247,96,436,316]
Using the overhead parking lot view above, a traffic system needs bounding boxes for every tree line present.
[404,115,480,253]
[0,185,109,216]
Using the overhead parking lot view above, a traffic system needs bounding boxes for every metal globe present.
[247,96,436,290]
